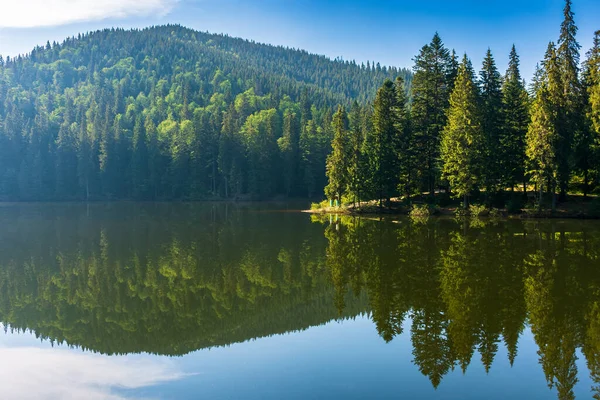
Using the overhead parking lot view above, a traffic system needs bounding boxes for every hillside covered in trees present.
[0,25,410,201]
[324,0,600,211]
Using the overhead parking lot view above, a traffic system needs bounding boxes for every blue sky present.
[0,0,598,82]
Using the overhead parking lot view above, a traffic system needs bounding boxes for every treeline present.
[0,25,410,201]
[325,0,600,209]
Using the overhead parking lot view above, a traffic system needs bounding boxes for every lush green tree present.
[279,110,301,196]
[132,115,148,199]
[581,31,600,192]
[440,55,484,209]
[325,105,350,204]
[346,101,366,205]
[365,80,402,206]
[479,49,503,196]
[587,31,600,135]
[411,33,454,197]
[526,45,561,210]
[394,76,414,198]
[500,45,529,193]
[556,0,582,199]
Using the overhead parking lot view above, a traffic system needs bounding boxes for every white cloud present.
[0,0,178,28]
[0,347,190,399]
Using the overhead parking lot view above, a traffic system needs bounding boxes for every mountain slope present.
[0,25,411,201]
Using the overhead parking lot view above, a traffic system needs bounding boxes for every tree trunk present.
[463,194,468,210]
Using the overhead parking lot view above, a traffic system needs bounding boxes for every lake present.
[0,203,599,399]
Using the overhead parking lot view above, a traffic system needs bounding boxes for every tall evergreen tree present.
[527,43,562,210]
[279,110,301,196]
[346,101,366,206]
[325,105,350,204]
[365,79,402,207]
[581,31,600,192]
[411,33,453,197]
[394,76,414,198]
[556,0,582,199]
[587,31,600,135]
[500,45,529,193]
[132,115,148,199]
[479,49,503,196]
[440,55,484,209]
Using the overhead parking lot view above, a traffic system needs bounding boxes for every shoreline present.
[304,206,600,220]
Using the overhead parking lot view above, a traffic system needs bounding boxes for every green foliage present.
[500,46,530,191]
[409,204,432,218]
[0,26,410,201]
[441,55,484,208]
[325,105,350,201]
[469,204,488,217]
[411,33,455,195]
[479,49,504,194]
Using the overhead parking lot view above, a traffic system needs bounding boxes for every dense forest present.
[1,2,596,206]
[0,25,409,201]
[1,203,600,399]
[325,0,600,210]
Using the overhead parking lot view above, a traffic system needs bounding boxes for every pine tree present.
[325,105,349,205]
[365,80,402,207]
[411,33,454,197]
[556,0,582,199]
[394,76,414,198]
[440,54,484,209]
[279,110,300,196]
[586,31,600,134]
[582,31,600,192]
[347,101,365,206]
[479,49,503,197]
[500,45,529,193]
[527,44,561,210]
[132,115,148,199]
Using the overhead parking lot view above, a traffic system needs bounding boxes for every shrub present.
[489,208,502,218]
[311,200,330,210]
[455,207,469,217]
[409,204,431,218]
[469,204,488,217]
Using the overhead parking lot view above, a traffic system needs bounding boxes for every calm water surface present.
[0,203,599,399]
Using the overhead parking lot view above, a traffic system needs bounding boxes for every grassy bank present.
[305,194,600,219]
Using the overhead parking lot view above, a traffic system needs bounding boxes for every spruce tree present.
[527,43,562,210]
[132,115,148,199]
[500,45,529,193]
[582,31,600,192]
[586,31,600,135]
[411,33,453,197]
[556,0,582,199]
[479,49,503,197]
[440,55,484,209]
[365,80,402,207]
[394,76,414,198]
[325,105,349,205]
[527,86,558,210]
[347,101,365,206]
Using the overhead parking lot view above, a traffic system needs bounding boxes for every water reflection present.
[0,336,188,399]
[318,215,600,399]
[0,204,599,399]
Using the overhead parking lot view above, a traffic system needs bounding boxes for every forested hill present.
[0,25,411,201]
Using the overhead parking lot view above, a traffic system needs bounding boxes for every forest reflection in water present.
[0,203,599,399]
